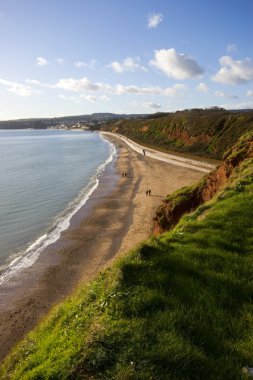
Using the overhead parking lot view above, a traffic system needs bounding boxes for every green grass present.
[1,156,253,379]
[104,108,253,159]
[155,131,253,232]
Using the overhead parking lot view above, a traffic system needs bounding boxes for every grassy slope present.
[103,109,253,159]
[1,143,253,379]
[155,131,253,233]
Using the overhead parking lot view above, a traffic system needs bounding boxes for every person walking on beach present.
[146,190,149,196]
[148,189,151,196]
[143,149,145,156]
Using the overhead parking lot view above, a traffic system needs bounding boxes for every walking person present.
[148,189,151,196]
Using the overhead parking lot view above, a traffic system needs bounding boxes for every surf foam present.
[0,138,116,285]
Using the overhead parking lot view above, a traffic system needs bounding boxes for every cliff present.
[154,130,253,233]
[103,108,253,159]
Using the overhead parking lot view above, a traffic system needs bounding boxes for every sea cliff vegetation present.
[0,125,253,379]
[154,130,253,233]
[103,108,253,160]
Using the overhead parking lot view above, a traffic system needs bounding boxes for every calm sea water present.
[0,129,115,284]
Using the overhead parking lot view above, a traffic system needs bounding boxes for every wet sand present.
[0,136,204,362]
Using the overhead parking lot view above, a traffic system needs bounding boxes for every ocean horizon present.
[0,129,115,284]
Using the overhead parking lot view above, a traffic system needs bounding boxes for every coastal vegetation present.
[154,130,253,233]
[0,131,253,379]
[104,108,253,160]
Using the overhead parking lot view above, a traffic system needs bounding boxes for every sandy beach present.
[0,135,204,362]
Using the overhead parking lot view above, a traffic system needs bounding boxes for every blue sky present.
[0,0,253,120]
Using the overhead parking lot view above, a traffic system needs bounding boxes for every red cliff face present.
[154,134,253,235]
[201,164,231,201]
[167,128,211,146]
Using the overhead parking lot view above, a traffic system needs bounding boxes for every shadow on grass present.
[79,188,253,379]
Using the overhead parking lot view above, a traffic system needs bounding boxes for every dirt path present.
[102,132,217,173]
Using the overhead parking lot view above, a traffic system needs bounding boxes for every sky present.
[0,0,253,120]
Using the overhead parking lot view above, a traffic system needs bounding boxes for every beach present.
[0,135,204,362]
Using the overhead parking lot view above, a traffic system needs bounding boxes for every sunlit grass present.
[1,162,253,379]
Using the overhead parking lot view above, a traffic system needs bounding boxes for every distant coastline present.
[0,112,146,130]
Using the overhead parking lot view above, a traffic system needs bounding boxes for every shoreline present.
[0,135,204,362]
[102,132,217,172]
[0,132,116,286]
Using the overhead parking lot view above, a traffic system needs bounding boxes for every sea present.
[0,129,115,285]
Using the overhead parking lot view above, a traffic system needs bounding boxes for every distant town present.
[47,120,106,131]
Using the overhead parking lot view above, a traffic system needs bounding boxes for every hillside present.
[1,132,253,379]
[154,130,253,233]
[0,113,145,129]
[103,108,253,160]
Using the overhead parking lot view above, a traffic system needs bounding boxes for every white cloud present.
[74,61,86,68]
[196,82,208,93]
[115,83,185,97]
[150,48,203,79]
[26,79,55,89]
[36,56,49,66]
[246,90,253,97]
[28,78,102,92]
[115,84,158,95]
[58,94,80,103]
[55,77,105,92]
[214,90,225,97]
[144,101,162,110]
[84,95,96,102]
[99,95,110,102]
[25,77,186,98]
[227,44,237,53]
[56,58,65,65]
[109,57,147,73]
[214,90,238,99]
[147,13,163,28]
[58,94,108,103]
[212,56,253,85]
[0,78,36,96]
[74,59,97,69]
[54,77,152,95]
[26,79,42,85]
[163,83,186,96]
[59,93,98,103]
[221,101,253,110]
[109,58,138,73]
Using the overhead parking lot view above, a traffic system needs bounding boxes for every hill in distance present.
[103,108,253,160]
[0,113,146,130]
